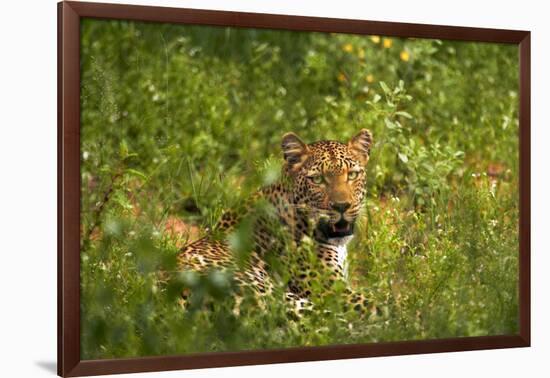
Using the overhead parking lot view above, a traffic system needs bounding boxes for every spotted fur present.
[177,129,374,316]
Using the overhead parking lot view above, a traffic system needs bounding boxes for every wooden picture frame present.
[58,1,530,376]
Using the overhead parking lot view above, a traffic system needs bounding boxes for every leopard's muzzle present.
[316,217,355,240]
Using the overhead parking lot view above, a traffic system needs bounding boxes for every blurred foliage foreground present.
[79,19,520,359]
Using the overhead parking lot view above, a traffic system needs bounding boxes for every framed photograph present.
[58,1,530,376]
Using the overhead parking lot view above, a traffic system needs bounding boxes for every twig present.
[82,169,124,248]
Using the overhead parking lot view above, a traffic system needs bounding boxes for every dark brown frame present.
[58,1,531,376]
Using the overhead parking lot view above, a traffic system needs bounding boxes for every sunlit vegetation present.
[80,19,519,359]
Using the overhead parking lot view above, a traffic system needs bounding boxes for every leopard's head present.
[281,129,373,242]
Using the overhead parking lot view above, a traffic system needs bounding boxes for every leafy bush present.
[80,19,519,359]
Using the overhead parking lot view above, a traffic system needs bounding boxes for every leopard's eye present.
[348,171,359,181]
[310,175,324,184]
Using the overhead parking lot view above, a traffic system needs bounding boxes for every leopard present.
[176,129,375,317]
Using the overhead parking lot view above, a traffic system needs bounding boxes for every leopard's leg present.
[221,255,274,316]
[312,244,382,318]
[230,272,257,316]
[344,288,370,314]
[178,288,191,310]
[284,291,313,319]
[177,273,248,315]
[342,287,387,321]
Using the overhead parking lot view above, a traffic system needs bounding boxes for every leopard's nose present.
[330,202,351,213]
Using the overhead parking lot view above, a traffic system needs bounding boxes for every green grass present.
[79,18,519,359]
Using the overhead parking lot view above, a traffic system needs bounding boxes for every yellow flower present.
[343,43,354,53]
[337,72,347,82]
[383,38,393,48]
[370,36,381,44]
[366,74,374,83]
[400,50,410,62]
[358,48,365,59]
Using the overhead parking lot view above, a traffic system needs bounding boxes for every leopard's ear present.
[348,129,373,166]
[282,132,309,172]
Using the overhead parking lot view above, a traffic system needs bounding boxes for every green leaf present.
[126,168,148,180]
[379,81,390,95]
[396,111,413,119]
[119,140,129,159]
[398,153,409,163]
[384,118,398,130]
[372,94,381,103]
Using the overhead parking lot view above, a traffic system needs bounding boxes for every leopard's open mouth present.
[317,218,355,239]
